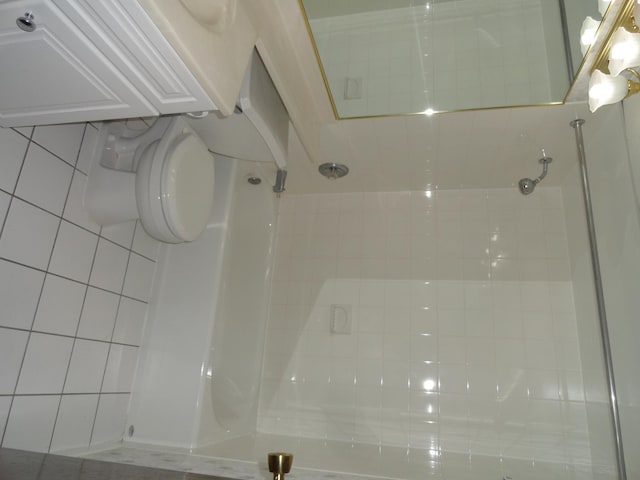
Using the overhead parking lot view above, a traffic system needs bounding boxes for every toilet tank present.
[185,49,289,169]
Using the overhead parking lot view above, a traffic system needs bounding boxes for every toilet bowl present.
[86,116,215,244]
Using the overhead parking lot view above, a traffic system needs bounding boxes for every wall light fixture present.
[587,0,640,111]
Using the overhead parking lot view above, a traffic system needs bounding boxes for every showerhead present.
[518,154,552,195]
[518,177,537,195]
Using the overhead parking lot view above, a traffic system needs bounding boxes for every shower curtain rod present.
[570,119,627,480]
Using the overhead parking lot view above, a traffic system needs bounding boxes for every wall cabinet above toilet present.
[0,0,219,127]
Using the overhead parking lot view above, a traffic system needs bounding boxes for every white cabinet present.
[136,0,257,117]
[56,0,217,115]
[0,0,218,127]
[0,0,156,126]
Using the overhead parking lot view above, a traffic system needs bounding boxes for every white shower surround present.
[253,186,607,479]
[109,184,618,480]
[104,107,640,480]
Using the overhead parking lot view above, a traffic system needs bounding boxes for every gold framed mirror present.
[298,0,617,118]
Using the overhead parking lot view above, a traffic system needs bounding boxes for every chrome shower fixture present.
[319,162,349,180]
[273,168,287,193]
[518,153,552,195]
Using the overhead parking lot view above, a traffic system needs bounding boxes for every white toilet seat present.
[86,116,215,244]
[136,119,214,243]
[162,133,215,240]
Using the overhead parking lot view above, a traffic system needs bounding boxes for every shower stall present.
[98,100,640,480]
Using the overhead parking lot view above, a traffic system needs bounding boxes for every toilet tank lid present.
[162,133,215,242]
[237,50,289,170]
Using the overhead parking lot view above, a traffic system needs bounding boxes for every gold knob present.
[267,452,293,480]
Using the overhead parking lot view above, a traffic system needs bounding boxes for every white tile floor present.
[0,122,161,454]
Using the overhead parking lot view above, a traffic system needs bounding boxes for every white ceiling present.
[286,102,593,194]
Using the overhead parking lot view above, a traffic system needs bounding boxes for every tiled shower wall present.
[0,124,159,453]
[311,0,553,117]
[259,187,591,464]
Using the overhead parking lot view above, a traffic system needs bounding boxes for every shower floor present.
[82,433,614,480]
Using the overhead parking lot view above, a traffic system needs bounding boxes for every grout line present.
[0,326,141,347]
[0,392,131,398]
[48,218,101,452]
[98,234,156,262]
[26,124,87,170]
[0,133,51,447]
[11,126,34,140]
[89,220,136,448]
[9,195,99,237]
[6,191,156,262]
[0,186,14,197]
[40,150,80,453]
[0,132,32,238]
[0,257,150,303]
[0,124,147,452]
[29,140,77,169]
[75,124,89,170]
[110,223,142,344]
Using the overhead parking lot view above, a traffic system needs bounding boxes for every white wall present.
[0,123,159,453]
[259,187,594,473]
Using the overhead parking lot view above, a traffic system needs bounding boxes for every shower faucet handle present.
[268,452,293,480]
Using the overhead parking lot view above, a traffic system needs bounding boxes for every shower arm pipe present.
[536,156,550,184]
[529,156,551,187]
[570,119,627,480]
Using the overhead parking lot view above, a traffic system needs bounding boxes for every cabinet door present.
[54,0,217,115]
[0,0,157,127]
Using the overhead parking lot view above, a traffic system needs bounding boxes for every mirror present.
[561,0,602,74]
[299,0,609,118]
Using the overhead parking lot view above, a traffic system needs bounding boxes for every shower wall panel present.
[259,187,593,467]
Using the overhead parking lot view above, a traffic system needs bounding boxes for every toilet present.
[85,116,215,244]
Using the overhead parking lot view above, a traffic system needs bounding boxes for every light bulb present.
[580,16,601,56]
[609,27,640,75]
[588,70,630,112]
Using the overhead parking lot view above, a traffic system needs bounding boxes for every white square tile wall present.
[0,124,160,454]
[311,0,552,117]
[259,188,589,465]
